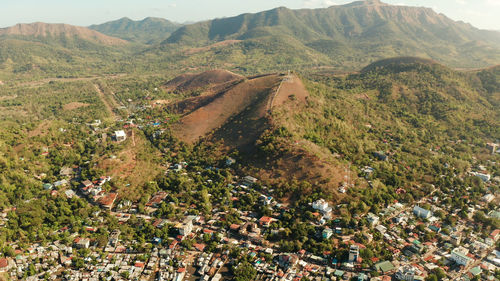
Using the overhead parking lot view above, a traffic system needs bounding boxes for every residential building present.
[312,199,332,217]
[114,130,127,142]
[413,206,432,219]
[177,218,193,237]
[395,265,417,281]
[323,228,334,239]
[366,213,380,226]
[348,245,359,263]
[451,247,472,266]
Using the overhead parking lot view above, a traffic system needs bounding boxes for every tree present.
[234,261,257,281]
[425,274,438,281]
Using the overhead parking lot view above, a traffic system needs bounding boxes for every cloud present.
[485,0,500,6]
[455,0,466,5]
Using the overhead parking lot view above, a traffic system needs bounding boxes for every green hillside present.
[89,17,182,44]
[164,0,500,69]
[266,60,500,194]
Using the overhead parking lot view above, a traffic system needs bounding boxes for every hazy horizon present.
[1,0,499,31]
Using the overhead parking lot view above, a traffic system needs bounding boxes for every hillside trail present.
[94,83,119,121]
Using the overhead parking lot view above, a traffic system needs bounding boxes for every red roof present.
[134,262,145,268]
[177,268,186,273]
[0,258,8,268]
[424,255,434,262]
[490,229,500,238]
[259,216,272,224]
[99,193,118,208]
[230,224,240,230]
[194,243,206,252]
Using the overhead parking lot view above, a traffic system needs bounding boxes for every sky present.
[1,0,499,30]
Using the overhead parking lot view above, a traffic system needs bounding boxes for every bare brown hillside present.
[172,74,281,144]
[0,23,127,45]
[169,70,350,201]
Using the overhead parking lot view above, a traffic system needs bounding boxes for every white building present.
[472,172,491,182]
[312,199,332,216]
[348,245,359,263]
[451,247,472,266]
[395,265,417,281]
[177,218,193,237]
[366,213,380,226]
[114,130,127,142]
[413,206,432,219]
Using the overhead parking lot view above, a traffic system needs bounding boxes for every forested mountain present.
[89,17,182,44]
[164,0,500,69]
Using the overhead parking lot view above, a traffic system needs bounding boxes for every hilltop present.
[89,17,181,44]
[0,22,127,45]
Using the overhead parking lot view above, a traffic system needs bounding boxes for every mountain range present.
[0,0,499,78]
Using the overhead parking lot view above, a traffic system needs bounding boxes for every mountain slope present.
[163,0,500,69]
[0,23,130,78]
[0,22,127,45]
[89,17,181,44]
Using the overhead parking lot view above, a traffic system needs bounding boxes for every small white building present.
[114,130,127,142]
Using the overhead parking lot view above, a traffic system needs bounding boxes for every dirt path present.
[132,130,136,147]
[94,83,118,120]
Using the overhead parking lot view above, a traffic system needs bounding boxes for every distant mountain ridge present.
[89,17,182,44]
[0,22,127,45]
[163,0,500,69]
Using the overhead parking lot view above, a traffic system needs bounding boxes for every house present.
[43,183,53,190]
[65,190,76,198]
[375,261,396,274]
[366,213,380,226]
[259,216,273,227]
[471,171,491,182]
[114,130,127,142]
[322,228,334,239]
[413,206,432,219]
[74,238,90,249]
[451,247,472,266]
[242,176,258,186]
[348,245,359,263]
[60,167,74,177]
[0,258,10,272]
[259,195,273,205]
[395,265,417,281]
[98,193,118,210]
[490,229,500,241]
[312,199,332,217]
[176,217,193,237]
[450,233,462,246]
[376,224,387,234]
[469,266,482,277]
[81,180,94,189]
[146,191,168,208]
[54,179,68,188]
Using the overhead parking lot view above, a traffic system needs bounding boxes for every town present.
[0,139,498,281]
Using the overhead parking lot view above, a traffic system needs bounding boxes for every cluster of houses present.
[80,176,117,210]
